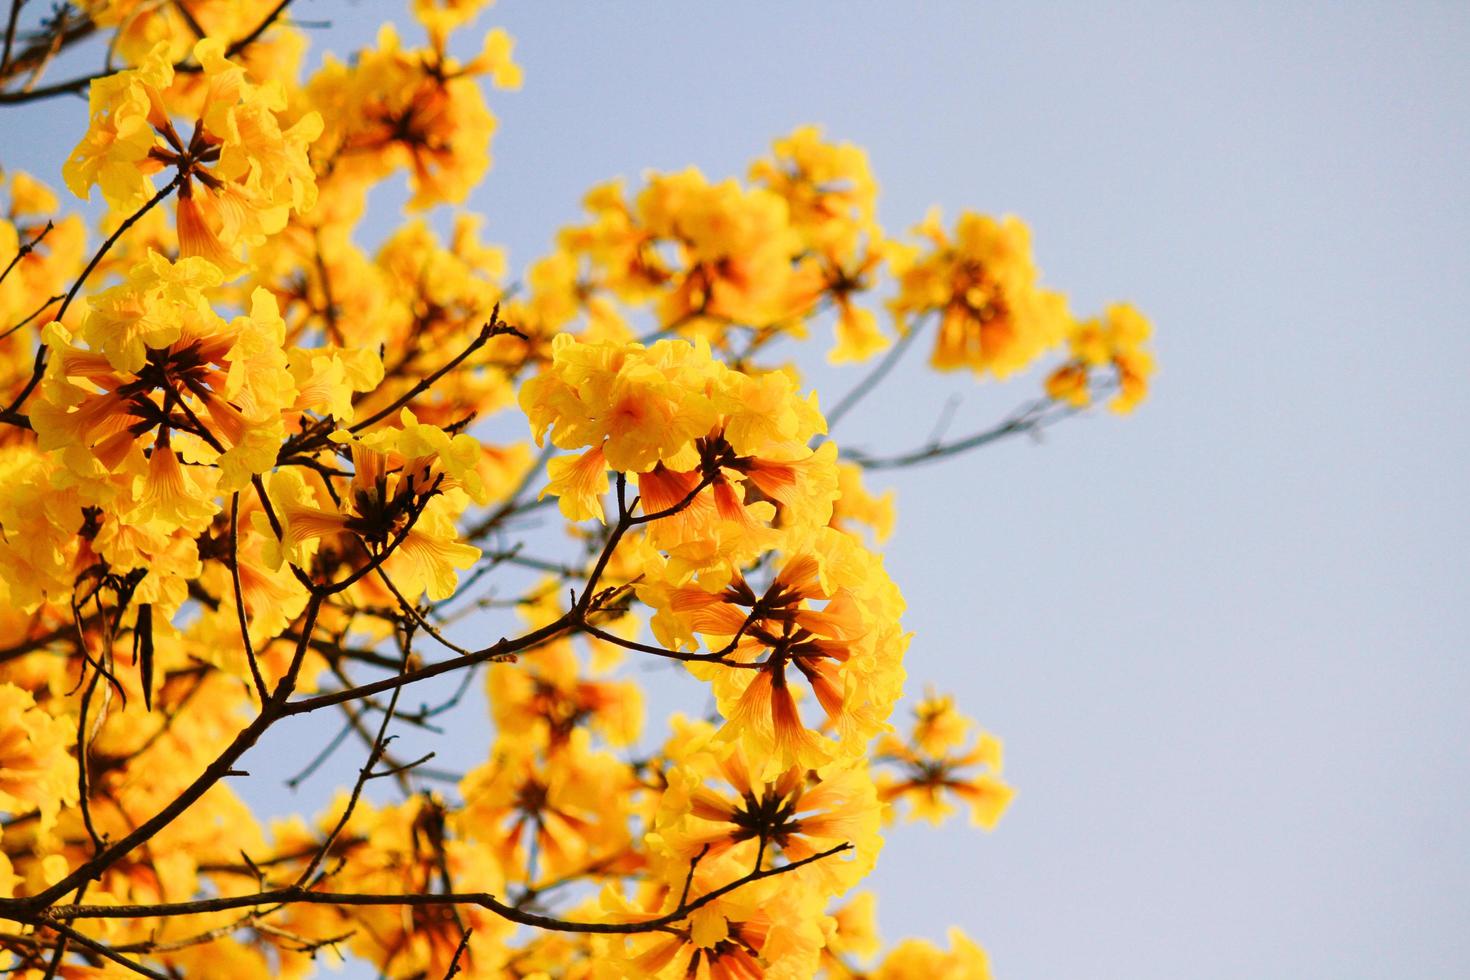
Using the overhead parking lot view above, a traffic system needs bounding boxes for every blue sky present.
[6,3,1468,977]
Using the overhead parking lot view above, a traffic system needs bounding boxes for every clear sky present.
[6,3,1469,978]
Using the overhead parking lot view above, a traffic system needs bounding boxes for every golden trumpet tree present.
[0,2,1152,977]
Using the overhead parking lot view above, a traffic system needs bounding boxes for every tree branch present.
[33,844,853,937]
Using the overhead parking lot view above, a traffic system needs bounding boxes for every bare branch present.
[843,396,1090,470]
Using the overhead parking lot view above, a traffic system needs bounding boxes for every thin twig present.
[349,308,523,434]
[0,218,50,288]
[291,630,412,888]
[0,290,64,342]
[38,919,167,980]
[18,595,323,909]
[0,0,24,77]
[843,397,1087,470]
[821,313,927,434]
[229,493,270,705]
[443,926,473,979]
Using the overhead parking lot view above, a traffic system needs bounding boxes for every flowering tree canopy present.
[0,2,1152,977]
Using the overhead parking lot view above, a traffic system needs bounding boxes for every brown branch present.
[374,563,473,658]
[348,307,523,434]
[281,467,718,718]
[462,442,556,542]
[36,880,83,980]
[34,844,853,937]
[279,615,552,719]
[308,474,444,598]
[213,0,294,61]
[443,925,473,979]
[292,636,409,889]
[229,493,270,705]
[171,1,206,41]
[0,454,741,947]
[13,594,323,910]
[577,621,756,668]
[38,919,167,980]
[0,290,63,342]
[312,229,343,346]
[0,218,50,287]
[74,668,107,853]
[13,3,69,94]
[0,17,96,92]
[0,620,77,665]
[0,0,23,78]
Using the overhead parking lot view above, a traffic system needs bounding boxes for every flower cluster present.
[1045,301,1157,413]
[0,3,1153,977]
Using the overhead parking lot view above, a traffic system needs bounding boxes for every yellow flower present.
[1044,360,1091,407]
[524,334,839,563]
[83,0,304,76]
[749,125,878,262]
[819,892,882,977]
[272,794,516,977]
[875,701,1014,829]
[520,335,722,515]
[0,173,86,366]
[62,41,176,213]
[33,276,295,499]
[892,209,1070,379]
[0,447,86,610]
[305,23,518,210]
[453,729,634,882]
[830,461,896,544]
[642,169,807,332]
[909,691,972,757]
[487,638,644,749]
[603,849,828,979]
[287,345,385,424]
[264,418,483,601]
[342,216,515,427]
[558,168,813,345]
[0,684,78,835]
[650,731,882,896]
[650,528,907,774]
[63,39,321,273]
[872,929,994,980]
[1046,302,1156,412]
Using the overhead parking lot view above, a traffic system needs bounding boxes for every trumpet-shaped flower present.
[891,209,1071,379]
[33,276,295,497]
[63,39,321,273]
[646,528,907,774]
[874,699,1014,829]
[649,728,882,896]
[263,414,483,601]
